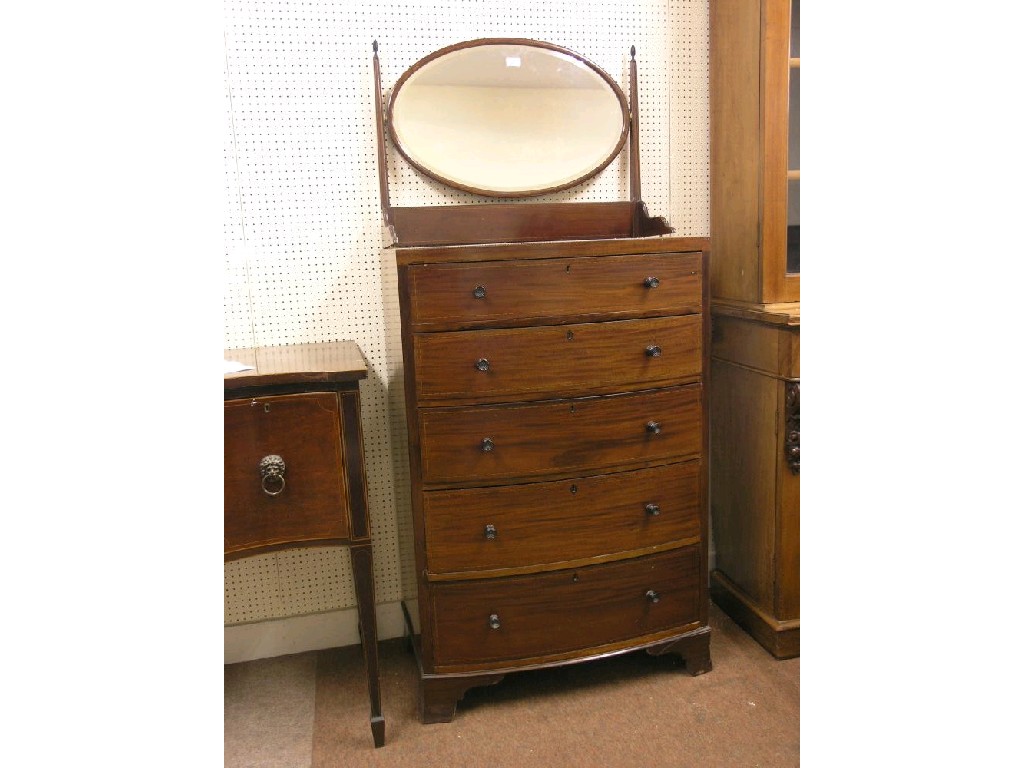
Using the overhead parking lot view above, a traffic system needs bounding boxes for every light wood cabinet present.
[711,0,799,306]
[710,0,800,658]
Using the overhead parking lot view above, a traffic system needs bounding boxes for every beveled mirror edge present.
[384,38,631,199]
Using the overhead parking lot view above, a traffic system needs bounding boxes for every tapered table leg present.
[351,544,385,747]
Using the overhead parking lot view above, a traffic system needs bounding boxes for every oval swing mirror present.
[387,39,630,198]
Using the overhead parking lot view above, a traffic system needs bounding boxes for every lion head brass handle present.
[473,285,487,299]
[644,276,660,289]
[484,524,497,540]
[645,503,661,516]
[645,421,662,435]
[488,613,501,630]
[481,437,495,452]
[475,358,491,372]
[645,589,660,604]
[259,454,286,496]
[645,345,662,358]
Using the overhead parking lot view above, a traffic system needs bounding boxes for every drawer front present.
[224,393,350,554]
[406,251,703,331]
[413,315,702,404]
[419,384,702,485]
[431,547,701,665]
[424,461,702,575]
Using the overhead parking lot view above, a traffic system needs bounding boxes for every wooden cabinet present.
[223,342,386,747]
[708,311,799,658]
[395,236,713,722]
[710,0,800,658]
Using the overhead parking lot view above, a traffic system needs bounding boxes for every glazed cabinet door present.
[710,0,800,305]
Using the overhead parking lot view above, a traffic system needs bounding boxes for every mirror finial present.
[373,39,378,53]
[630,45,636,60]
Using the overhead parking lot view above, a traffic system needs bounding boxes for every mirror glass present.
[388,40,629,197]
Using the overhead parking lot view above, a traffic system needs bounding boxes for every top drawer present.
[405,251,703,331]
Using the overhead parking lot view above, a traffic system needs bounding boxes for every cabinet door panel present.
[224,393,349,554]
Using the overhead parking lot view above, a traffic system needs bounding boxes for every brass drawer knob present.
[645,421,662,435]
[473,285,487,299]
[645,345,662,358]
[481,437,495,452]
[259,454,286,497]
[475,358,491,372]
[645,503,661,516]
[644,276,660,289]
[484,524,497,540]
[645,590,660,604]
[489,613,501,630]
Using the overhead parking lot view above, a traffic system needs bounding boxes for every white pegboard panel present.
[223,0,710,628]
[668,1,712,235]
[224,552,284,624]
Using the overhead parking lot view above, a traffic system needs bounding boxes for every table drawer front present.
[224,393,350,554]
[407,252,703,331]
[419,384,702,486]
[424,461,702,575]
[431,547,701,665]
[413,315,702,404]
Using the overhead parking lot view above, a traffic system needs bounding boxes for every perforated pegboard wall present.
[223,0,709,627]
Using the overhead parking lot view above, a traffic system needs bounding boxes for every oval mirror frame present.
[385,39,630,198]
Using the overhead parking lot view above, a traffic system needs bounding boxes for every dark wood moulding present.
[388,200,672,247]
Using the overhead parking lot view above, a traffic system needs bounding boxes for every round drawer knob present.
[645,345,662,358]
[488,613,501,630]
[473,285,487,299]
[475,358,491,372]
[484,524,497,540]
[259,454,286,497]
[645,590,660,604]
[481,437,495,452]
[644,276,660,289]
[645,421,662,435]
[645,503,661,516]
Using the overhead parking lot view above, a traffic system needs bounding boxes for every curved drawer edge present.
[425,537,701,582]
[428,623,709,675]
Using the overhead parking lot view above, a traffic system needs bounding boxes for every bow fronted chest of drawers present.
[395,236,713,723]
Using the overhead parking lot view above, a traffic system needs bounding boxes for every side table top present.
[224,341,368,390]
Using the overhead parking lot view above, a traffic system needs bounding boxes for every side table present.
[224,341,385,748]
